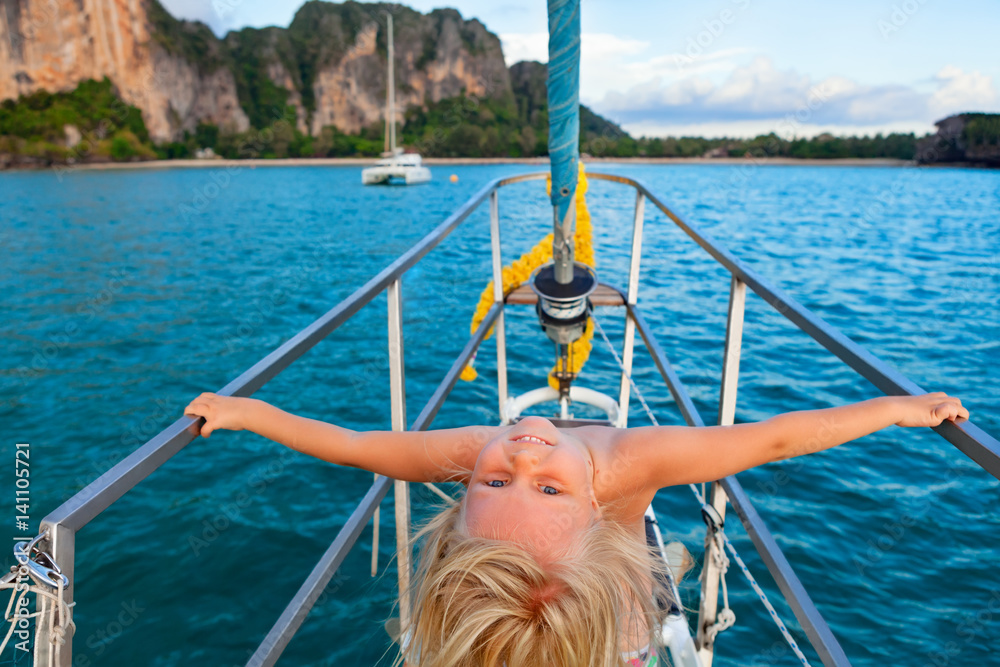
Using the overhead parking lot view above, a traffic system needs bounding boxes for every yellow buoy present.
[450,174,459,183]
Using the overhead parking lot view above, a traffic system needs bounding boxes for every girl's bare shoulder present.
[560,425,653,521]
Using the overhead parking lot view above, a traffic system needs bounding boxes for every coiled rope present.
[461,163,595,390]
[589,311,812,667]
[0,574,75,666]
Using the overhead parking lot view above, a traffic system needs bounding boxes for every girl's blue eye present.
[487,480,505,488]
[541,486,559,495]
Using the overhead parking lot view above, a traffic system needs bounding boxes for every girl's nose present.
[511,448,540,469]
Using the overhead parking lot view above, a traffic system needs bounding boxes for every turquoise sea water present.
[1,163,998,666]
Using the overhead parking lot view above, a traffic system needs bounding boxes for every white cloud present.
[583,46,756,104]
[161,0,301,36]
[160,0,227,34]
[501,32,749,105]
[621,119,938,141]
[592,58,999,136]
[703,56,810,110]
[582,33,649,60]
[643,48,756,81]
[500,32,548,66]
[600,57,832,123]
[500,32,650,66]
[929,66,998,119]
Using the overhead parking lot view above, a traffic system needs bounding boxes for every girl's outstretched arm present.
[183,392,498,483]
[615,392,968,490]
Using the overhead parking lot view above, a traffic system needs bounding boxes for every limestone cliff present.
[0,0,249,141]
[0,0,511,143]
[228,2,511,137]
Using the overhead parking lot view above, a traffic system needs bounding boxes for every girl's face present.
[463,416,600,564]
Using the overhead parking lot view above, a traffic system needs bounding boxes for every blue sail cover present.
[547,0,580,227]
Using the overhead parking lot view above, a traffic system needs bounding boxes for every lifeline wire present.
[590,310,812,667]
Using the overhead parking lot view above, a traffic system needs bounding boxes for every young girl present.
[184,391,967,666]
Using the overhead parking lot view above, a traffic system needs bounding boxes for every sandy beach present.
[45,155,914,172]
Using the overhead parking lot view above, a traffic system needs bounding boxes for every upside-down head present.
[401,417,673,667]
[462,416,602,565]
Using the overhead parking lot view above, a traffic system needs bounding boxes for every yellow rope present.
[461,163,595,390]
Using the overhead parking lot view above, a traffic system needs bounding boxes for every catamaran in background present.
[362,14,431,186]
[362,149,431,185]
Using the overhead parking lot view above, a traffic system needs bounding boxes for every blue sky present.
[162,0,1000,138]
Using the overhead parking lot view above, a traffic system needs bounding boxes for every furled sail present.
[546,0,581,284]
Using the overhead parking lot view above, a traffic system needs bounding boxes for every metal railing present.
[33,175,503,665]
[30,171,999,666]
[586,171,998,667]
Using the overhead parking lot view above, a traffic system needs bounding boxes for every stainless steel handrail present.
[629,303,850,666]
[31,169,996,667]
[40,177,501,534]
[248,304,502,666]
[34,177,506,665]
[588,172,1000,480]
[695,275,746,666]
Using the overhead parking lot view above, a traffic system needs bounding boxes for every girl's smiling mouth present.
[511,434,552,446]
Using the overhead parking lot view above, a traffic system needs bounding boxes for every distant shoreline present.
[35,156,922,172]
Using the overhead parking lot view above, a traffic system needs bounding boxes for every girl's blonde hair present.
[399,501,674,667]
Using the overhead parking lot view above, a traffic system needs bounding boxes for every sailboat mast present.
[387,13,396,153]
